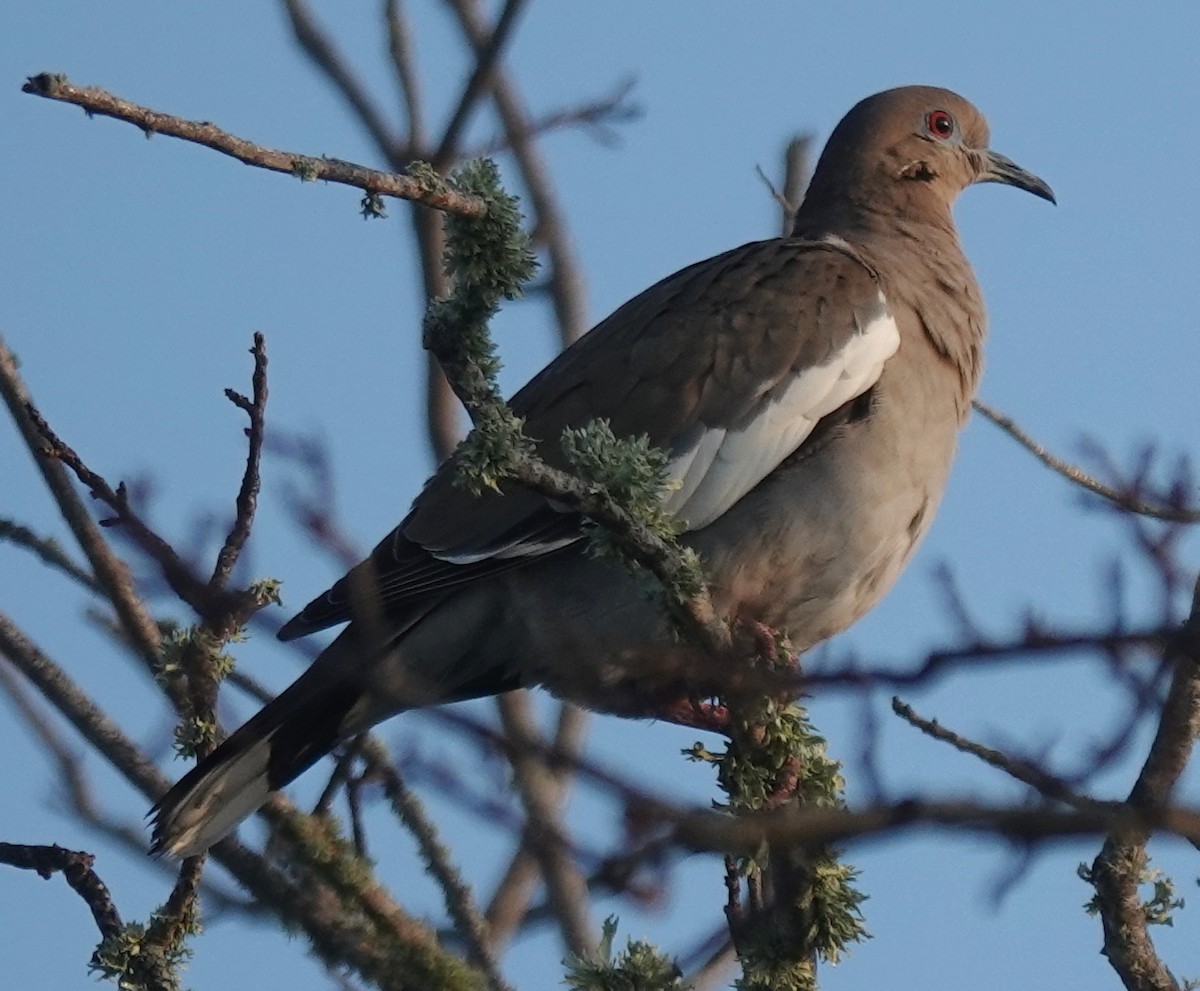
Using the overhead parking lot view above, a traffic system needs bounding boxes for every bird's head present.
[797,85,1054,234]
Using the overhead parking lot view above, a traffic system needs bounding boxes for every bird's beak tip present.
[979,149,1056,205]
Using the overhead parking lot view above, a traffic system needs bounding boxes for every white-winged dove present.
[152,85,1053,856]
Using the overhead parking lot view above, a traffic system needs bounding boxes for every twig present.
[0,657,250,913]
[371,749,512,991]
[283,1,462,457]
[211,333,268,586]
[0,335,166,691]
[257,799,445,955]
[779,134,813,234]
[805,622,1168,691]
[891,697,1118,812]
[23,402,229,622]
[472,77,642,156]
[0,518,100,592]
[974,399,1200,523]
[446,0,590,347]
[0,612,468,986]
[497,692,596,957]
[485,701,588,949]
[385,0,427,145]
[21,73,485,218]
[667,799,1200,855]
[1087,574,1200,991]
[0,610,170,801]
[282,0,405,160]
[434,0,530,166]
[0,842,123,941]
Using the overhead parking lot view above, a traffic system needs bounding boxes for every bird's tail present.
[150,665,363,858]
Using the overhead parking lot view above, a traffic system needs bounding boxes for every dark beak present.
[978,149,1056,204]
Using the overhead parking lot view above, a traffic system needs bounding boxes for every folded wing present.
[278,237,897,641]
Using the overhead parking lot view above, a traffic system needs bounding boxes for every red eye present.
[926,109,955,139]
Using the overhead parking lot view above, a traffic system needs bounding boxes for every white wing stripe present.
[666,293,898,530]
[437,291,899,563]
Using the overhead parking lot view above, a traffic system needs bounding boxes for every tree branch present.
[0,335,166,689]
[974,399,1200,523]
[434,0,530,167]
[0,842,123,942]
[1086,573,1200,991]
[21,73,485,218]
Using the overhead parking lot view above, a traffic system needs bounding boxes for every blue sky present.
[3,3,1200,989]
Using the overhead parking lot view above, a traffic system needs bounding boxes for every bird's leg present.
[646,620,795,734]
[653,697,731,734]
[743,619,784,664]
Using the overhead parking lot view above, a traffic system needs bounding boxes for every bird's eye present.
[926,109,955,139]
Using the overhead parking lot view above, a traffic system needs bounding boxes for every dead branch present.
[1086,573,1200,991]
[0,842,123,942]
[0,335,166,691]
[974,399,1200,523]
[20,73,485,218]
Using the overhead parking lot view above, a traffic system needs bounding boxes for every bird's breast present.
[689,336,964,649]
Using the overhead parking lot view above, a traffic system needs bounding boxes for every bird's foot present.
[654,697,731,734]
[742,619,784,663]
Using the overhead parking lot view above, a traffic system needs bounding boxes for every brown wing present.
[278,237,891,641]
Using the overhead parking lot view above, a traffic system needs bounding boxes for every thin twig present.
[0,657,255,914]
[0,335,166,693]
[806,622,1168,691]
[472,77,641,156]
[892,697,1119,812]
[211,333,268,586]
[21,73,484,218]
[434,0,530,167]
[282,0,406,160]
[0,518,100,592]
[385,0,427,146]
[497,692,596,957]
[0,842,123,941]
[0,610,170,801]
[372,750,512,991]
[446,0,589,347]
[974,399,1200,523]
[485,701,588,949]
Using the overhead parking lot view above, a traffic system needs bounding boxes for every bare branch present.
[282,0,405,159]
[497,692,597,957]
[472,77,642,156]
[446,0,590,347]
[434,0,530,166]
[0,518,99,592]
[385,0,428,146]
[0,610,169,801]
[0,660,252,913]
[23,401,232,625]
[892,697,1119,812]
[974,399,1200,523]
[0,335,164,683]
[485,701,588,949]
[668,799,1200,855]
[806,622,1167,691]
[211,333,269,586]
[0,842,123,942]
[21,73,485,218]
[1087,574,1200,991]
[370,747,512,991]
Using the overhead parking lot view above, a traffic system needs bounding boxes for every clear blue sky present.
[3,3,1200,989]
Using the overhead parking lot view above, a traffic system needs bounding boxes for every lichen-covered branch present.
[1084,574,1200,991]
